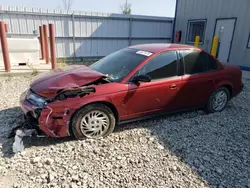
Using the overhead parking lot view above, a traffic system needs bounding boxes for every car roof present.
[128,43,199,53]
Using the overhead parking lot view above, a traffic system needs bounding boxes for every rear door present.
[178,50,219,108]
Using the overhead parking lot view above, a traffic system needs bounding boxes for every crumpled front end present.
[19,86,96,138]
[15,65,111,153]
[38,105,73,137]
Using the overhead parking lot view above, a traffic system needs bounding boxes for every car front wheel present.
[206,87,230,113]
[71,103,116,139]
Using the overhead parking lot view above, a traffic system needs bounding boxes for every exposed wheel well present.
[221,85,233,98]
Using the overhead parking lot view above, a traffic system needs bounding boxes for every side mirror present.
[131,74,151,83]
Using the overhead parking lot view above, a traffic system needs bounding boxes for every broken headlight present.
[27,90,47,108]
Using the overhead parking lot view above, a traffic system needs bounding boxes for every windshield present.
[90,48,152,82]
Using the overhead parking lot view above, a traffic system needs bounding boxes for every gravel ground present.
[0,76,250,188]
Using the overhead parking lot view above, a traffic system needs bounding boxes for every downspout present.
[128,16,132,46]
[72,13,76,62]
[172,0,179,43]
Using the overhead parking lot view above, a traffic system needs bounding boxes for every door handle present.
[170,84,177,90]
[208,78,215,82]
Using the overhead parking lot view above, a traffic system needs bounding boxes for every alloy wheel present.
[212,90,228,111]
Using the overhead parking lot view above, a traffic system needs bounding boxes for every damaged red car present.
[19,43,244,139]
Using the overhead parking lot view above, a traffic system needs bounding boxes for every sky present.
[0,0,176,17]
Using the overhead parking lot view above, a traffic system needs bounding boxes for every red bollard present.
[49,24,56,70]
[0,21,11,72]
[39,26,45,60]
[43,25,50,64]
[4,23,8,33]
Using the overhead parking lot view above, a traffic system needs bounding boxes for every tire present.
[206,87,230,113]
[71,103,116,139]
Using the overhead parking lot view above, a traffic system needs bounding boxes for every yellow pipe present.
[194,36,200,47]
[211,36,219,57]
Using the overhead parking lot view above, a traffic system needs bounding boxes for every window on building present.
[186,20,206,44]
[138,51,178,80]
[180,50,218,75]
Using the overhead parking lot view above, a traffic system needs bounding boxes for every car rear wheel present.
[71,103,116,139]
[206,87,230,113]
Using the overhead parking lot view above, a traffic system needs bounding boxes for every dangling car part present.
[11,123,37,153]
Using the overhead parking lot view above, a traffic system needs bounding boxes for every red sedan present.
[19,43,244,139]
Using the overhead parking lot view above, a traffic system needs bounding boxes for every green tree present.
[120,0,132,14]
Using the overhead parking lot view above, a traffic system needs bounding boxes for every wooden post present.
[194,36,200,47]
[43,25,50,64]
[49,24,56,70]
[0,21,11,72]
[211,36,219,57]
[39,26,45,60]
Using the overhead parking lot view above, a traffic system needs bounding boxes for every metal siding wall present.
[55,38,63,58]
[175,0,250,67]
[230,1,250,66]
[0,5,173,58]
[72,39,128,57]
[1,14,11,32]
[132,21,172,38]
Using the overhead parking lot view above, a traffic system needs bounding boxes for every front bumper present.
[19,91,70,138]
[19,91,45,134]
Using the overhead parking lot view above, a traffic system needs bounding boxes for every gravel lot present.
[0,75,249,188]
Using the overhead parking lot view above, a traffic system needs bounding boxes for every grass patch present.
[27,64,40,76]
[57,58,70,68]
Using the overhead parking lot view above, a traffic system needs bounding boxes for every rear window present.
[180,50,218,74]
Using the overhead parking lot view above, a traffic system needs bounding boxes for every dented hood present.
[30,65,105,98]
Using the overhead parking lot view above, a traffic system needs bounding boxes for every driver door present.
[122,51,183,119]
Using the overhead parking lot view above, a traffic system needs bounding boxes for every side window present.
[139,51,178,80]
[181,50,217,75]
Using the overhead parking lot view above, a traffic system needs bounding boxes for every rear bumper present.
[232,83,244,98]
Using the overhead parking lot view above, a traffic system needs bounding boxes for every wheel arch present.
[206,83,232,113]
[87,101,120,123]
[68,101,119,136]
[221,84,233,98]
[217,83,233,98]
